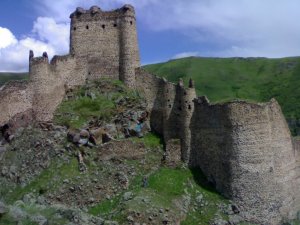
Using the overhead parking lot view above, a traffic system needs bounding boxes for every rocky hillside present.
[0,79,243,225]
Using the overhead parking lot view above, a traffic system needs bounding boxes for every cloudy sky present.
[0,0,299,72]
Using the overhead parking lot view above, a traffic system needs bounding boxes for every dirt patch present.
[96,140,146,161]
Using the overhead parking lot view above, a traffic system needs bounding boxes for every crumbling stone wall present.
[29,57,65,122]
[190,98,298,224]
[0,81,32,126]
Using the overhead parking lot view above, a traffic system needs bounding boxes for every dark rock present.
[231,204,240,214]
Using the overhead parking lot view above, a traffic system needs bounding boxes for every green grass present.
[4,158,80,203]
[54,79,142,129]
[55,95,115,128]
[89,196,122,216]
[144,56,300,135]
[132,132,163,148]
[148,167,188,198]
[89,166,228,224]
[0,72,28,86]
[0,204,68,225]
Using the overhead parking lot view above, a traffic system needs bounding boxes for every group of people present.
[124,111,149,138]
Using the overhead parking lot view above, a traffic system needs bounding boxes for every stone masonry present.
[0,4,300,224]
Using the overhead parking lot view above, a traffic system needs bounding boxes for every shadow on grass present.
[190,167,221,195]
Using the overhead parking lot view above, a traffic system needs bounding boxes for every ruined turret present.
[29,52,65,122]
[29,50,34,61]
[177,79,196,162]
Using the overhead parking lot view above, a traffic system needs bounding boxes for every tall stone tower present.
[69,5,140,87]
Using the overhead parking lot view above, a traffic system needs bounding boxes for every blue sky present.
[0,0,300,72]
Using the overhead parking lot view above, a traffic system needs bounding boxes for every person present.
[135,111,149,138]
[142,176,148,187]
[138,111,149,124]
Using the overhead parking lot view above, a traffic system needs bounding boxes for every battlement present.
[70,4,136,20]
[50,55,74,65]
[30,56,49,64]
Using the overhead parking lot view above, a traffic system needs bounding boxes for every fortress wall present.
[0,81,32,126]
[135,68,196,161]
[190,99,233,192]
[30,57,65,122]
[51,55,86,88]
[135,68,180,138]
[292,138,300,212]
[292,138,300,162]
[135,68,165,134]
[265,99,299,222]
[190,98,298,224]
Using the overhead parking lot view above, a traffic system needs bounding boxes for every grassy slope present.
[144,56,300,134]
[0,72,28,86]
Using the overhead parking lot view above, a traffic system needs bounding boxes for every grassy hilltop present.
[144,56,300,135]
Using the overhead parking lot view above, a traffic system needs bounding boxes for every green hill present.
[143,56,300,135]
[0,72,28,86]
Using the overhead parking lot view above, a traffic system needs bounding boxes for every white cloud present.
[0,27,17,49]
[172,52,199,59]
[0,37,55,72]
[32,17,69,55]
[0,18,69,72]
[34,0,300,58]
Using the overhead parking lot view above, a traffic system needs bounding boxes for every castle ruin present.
[0,5,300,224]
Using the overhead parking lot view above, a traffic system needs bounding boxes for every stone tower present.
[70,5,140,87]
[179,79,196,162]
[160,78,196,163]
